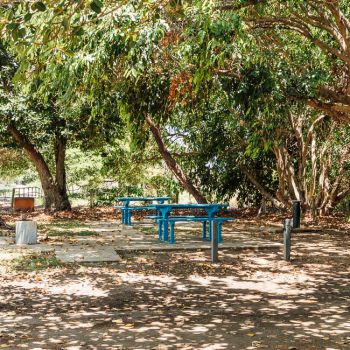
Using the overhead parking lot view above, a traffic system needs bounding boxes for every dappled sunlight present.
[1,256,349,349]
[1,221,350,349]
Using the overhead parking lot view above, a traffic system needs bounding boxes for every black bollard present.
[292,200,301,229]
[211,220,219,263]
[283,218,292,261]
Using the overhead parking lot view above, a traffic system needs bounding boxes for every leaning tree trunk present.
[145,115,208,204]
[239,165,287,208]
[7,124,71,211]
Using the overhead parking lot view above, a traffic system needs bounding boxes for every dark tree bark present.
[54,136,71,211]
[145,115,208,204]
[239,165,287,208]
[7,124,71,211]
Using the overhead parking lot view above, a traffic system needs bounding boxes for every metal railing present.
[13,187,43,198]
[0,187,43,212]
[0,190,12,203]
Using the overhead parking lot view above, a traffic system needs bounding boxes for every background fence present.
[0,187,43,212]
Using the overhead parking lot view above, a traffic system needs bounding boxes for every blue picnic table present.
[153,203,229,243]
[115,197,172,225]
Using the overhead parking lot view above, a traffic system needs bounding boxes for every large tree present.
[0,0,209,203]
[221,0,350,123]
[0,35,122,210]
[0,40,72,210]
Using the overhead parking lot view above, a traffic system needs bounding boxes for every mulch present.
[1,206,349,233]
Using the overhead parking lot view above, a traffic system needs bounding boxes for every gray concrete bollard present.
[211,220,219,263]
[15,221,37,245]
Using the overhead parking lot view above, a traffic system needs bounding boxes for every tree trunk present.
[145,115,208,204]
[7,124,71,211]
[54,136,71,211]
[239,164,287,208]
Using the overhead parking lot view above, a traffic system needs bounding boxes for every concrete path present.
[55,245,122,263]
[111,222,282,252]
[0,220,282,263]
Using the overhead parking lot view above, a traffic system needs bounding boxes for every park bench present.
[115,197,171,225]
[147,215,234,244]
[114,205,156,225]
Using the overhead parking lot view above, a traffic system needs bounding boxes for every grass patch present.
[10,252,62,271]
[47,229,98,237]
[41,220,87,229]
[140,227,158,235]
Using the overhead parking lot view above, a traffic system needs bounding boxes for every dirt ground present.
[0,208,350,350]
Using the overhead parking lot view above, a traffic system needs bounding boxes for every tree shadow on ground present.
[0,230,350,350]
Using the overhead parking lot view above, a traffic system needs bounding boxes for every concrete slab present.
[55,245,122,263]
[23,244,55,253]
[1,221,282,263]
[114,241,282,252]
[0,250,23,261]
[0,243,55,261]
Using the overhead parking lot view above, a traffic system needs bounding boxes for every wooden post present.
[211,220,219,263]
[283,218,292,261]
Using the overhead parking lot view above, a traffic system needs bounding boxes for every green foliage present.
[65,148,103,188]
[1,0,350,211]
[148,175,180,197]
[0,148,34,180]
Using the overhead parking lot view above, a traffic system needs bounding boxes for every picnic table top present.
[152,203,229,218]
[153,203,229,209]
[115,197,172,202]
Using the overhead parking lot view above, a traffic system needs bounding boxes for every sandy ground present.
[0,209,349,349]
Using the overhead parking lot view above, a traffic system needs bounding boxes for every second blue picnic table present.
[115,197,172,225]
[153,203,228,242]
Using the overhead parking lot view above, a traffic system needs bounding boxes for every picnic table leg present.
[158,220,163,241]
[122,208,127,225]
[163,219,169,242]
[170,222,175,244]
[127,209,132,225]
[218,222,223,243]
[202,221,207,240]
[124,202,130,225]
[157,200,164,218]
[121,208,125,224]
[208,221,212,241]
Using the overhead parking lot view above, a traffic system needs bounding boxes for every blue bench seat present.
[114,205,157,225]
[145,215,196,220]
[158,217,234,244]
[114,206,155,210]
